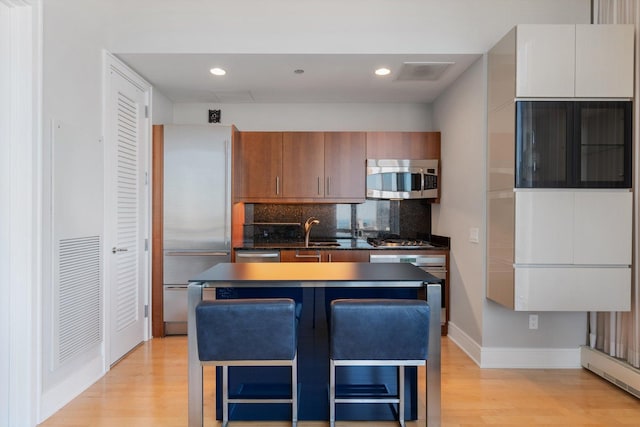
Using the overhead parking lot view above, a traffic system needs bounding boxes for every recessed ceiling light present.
[375,67,391,76]
[210,67,226,76]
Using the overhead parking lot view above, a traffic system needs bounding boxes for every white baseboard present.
[39,353,105,423]
[447,321,482,365]
[581,346,640,398]
[447,321,581,368]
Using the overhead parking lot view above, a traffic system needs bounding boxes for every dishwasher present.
[235,249,281,263]
[227,249,305,311]
[223,249,282,298]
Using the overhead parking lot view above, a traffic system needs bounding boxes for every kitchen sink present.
[308,241,341,247]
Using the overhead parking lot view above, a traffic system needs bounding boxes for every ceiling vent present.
[395,62,455,81]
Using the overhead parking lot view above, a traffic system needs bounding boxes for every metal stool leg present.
[222,366,229,427]
[292,354,298,427]
[398,365,405,427]
[329,359,336,427]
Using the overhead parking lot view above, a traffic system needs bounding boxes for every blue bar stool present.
[196,298,298,427]
[329,299,430,427]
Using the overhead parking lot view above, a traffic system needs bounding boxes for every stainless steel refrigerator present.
[163,124,231,335]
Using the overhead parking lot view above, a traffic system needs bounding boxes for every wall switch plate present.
[528,314,539,330]
[468,227,479,243]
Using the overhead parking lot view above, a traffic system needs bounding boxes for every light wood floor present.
[39,337,640,426]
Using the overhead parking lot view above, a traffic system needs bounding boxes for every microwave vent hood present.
[366,159,438,200]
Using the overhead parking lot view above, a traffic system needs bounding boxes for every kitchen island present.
[187,262,441,427]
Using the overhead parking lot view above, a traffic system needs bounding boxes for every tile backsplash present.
[243,199,431,243]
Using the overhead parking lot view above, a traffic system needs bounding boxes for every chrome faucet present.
[304,217,320,247]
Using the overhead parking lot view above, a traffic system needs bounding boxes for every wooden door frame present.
[151,125,164,337]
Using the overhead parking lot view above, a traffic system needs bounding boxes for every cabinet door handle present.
[317,176,321,195]
[276,176,280,195]
[295,250,321,262]
[326,176,330,195]
[328,253,332,262]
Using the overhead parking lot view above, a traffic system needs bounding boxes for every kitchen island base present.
[213,288,419,422]
[187,262,441,427]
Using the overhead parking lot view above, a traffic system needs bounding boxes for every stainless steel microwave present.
[366,159,439,199]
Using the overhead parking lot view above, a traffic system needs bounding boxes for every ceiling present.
[117,53,481,104]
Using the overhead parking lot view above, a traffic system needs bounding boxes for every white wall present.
[40,0,108,420]
[432,57,486,345]
[173,102,433,131]
[36,0,592,423]
[105,0,589,54]
[152,89,173,125]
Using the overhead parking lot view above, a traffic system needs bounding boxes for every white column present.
[0,1,42,426]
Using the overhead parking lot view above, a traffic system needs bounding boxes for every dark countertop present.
[190,261,441,286]
[235,236,450,251]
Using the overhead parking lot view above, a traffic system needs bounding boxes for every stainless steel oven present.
[369,253,447,325]
[366,159,438,199]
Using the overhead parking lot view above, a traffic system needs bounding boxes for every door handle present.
[112,247,128,254]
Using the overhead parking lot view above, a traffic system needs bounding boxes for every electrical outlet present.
[528,314,539,330]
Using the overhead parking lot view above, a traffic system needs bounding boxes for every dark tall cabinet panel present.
[576,102,632,187]
[516,101,571,188]
[516,101,632,189]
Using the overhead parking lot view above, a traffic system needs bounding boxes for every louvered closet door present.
[107,66,147,364]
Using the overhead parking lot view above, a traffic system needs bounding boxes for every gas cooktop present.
[367,237,437,249]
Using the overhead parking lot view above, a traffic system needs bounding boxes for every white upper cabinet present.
[575,25,635,98]
[573,191,632,265]
[515,24,634,98]
[487,25,634,312]
[514,266,631,311]
[515,190,632,266]
[516,25,575,97]
[515,191,574,264]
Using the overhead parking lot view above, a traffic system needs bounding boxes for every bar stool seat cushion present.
[196,298,297,361]
[330,299,429,360]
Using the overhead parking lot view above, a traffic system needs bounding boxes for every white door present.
[105,55,150,364]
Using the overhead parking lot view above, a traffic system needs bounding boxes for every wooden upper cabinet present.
[234,131,366,203]
[366,132,441,159]
[234,131,282,200]
[324,132,366,200]
[282,132,325,198]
